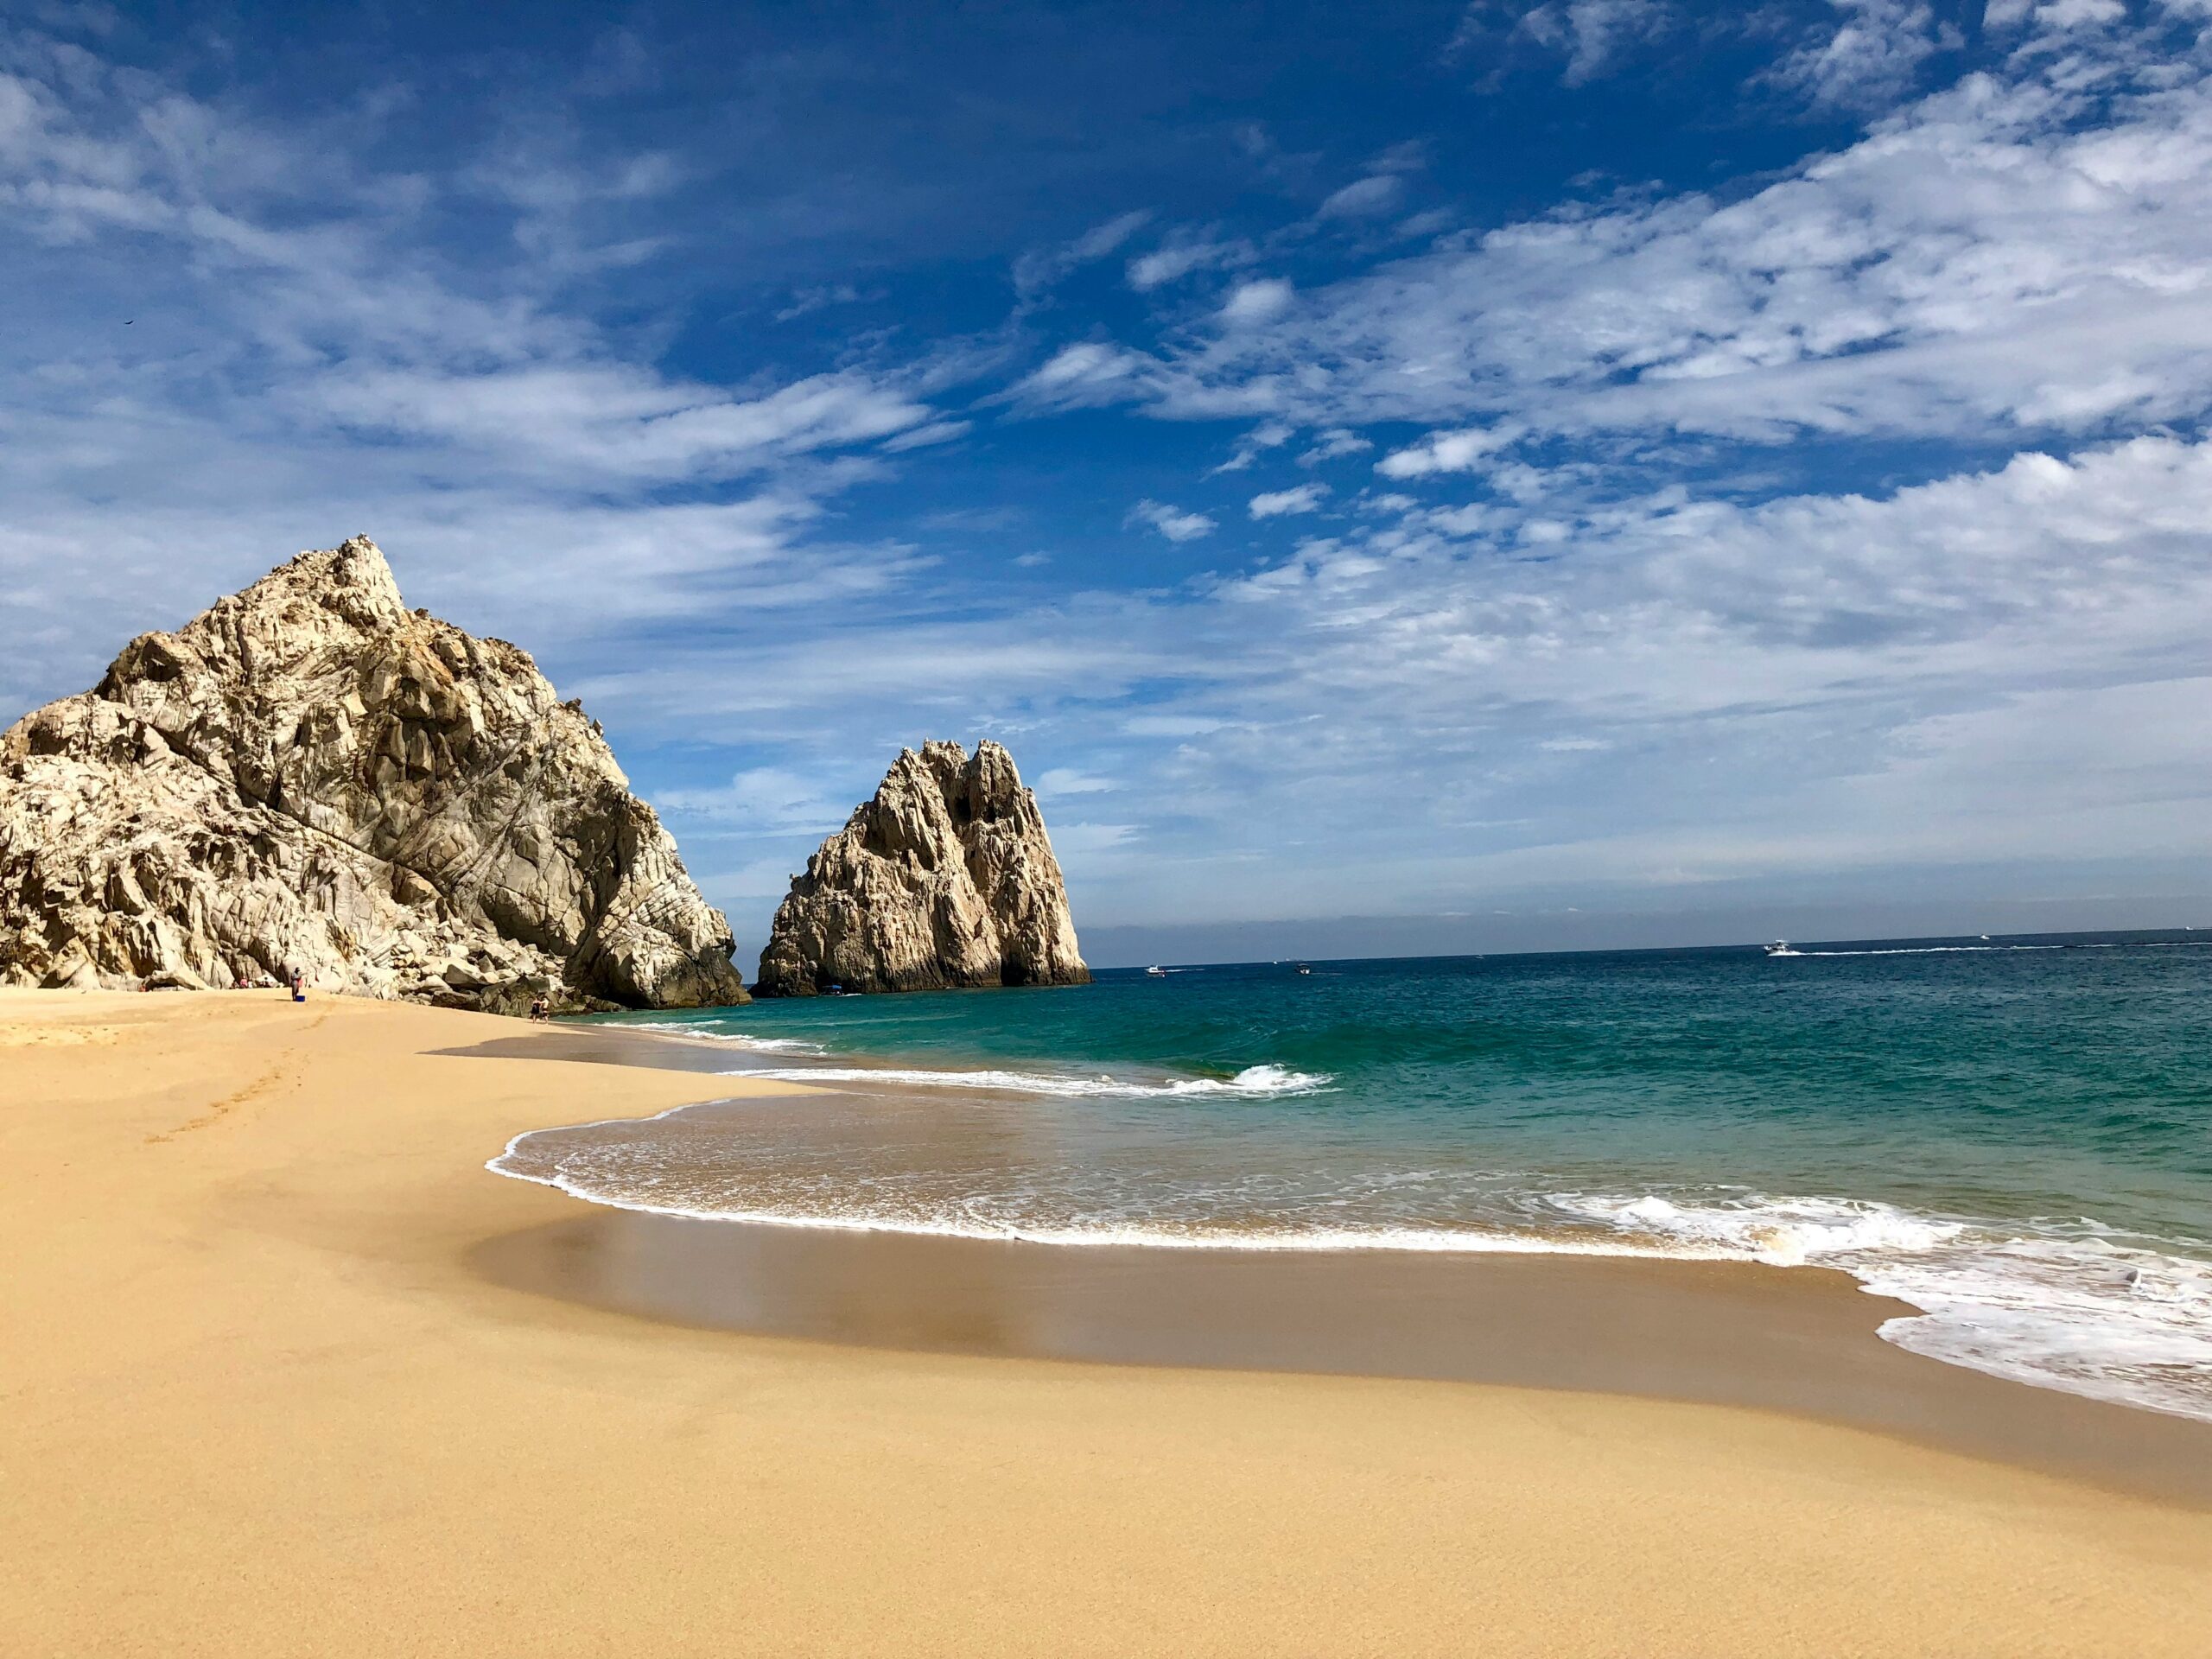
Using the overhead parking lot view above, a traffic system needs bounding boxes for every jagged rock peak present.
[755,739,1090,997]
[0,536,749,1013]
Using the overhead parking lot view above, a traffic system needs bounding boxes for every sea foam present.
[728,1061,1334,1099]
[1548,1191,2212,1421]
[616,1023,829,1055]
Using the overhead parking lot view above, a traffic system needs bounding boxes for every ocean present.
[493,931,2212,1421]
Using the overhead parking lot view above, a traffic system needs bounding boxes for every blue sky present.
[4,0,2210,964]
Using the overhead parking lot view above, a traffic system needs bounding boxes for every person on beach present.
[528,994,550,1021]
[289,968,306,1003]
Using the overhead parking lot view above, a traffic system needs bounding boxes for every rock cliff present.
[0,537,749,1013]
[755,741,1089,996]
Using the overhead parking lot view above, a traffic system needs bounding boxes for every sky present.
[3,0,2210,967]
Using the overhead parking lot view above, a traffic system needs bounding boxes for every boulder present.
[756,740,1089,996]
[0,537,748,1011]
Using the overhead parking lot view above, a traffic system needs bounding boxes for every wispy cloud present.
[1051,18,2212,461]
[659,766,855,835]
[1125,499,1217,542]
[1037,767,1118,795]
[1765,0,1955,111]
[1512,0,1678,87]
[1211,419,1296,474]
[1318,174,1405,218]
[1127,233,1253,290]
[1249,483,1329,518]
[1300,429,1373,465]
[1014,208,1153,297]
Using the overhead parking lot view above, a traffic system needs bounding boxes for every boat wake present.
[1770,940,2210,958]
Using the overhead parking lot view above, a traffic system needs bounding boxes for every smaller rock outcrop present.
[755,741,1090,996]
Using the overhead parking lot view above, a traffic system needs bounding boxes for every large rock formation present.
[0,537,748,1013]
[755,741,1089,996]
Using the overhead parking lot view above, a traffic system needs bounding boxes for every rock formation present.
[0,537,749,1013]
[755,741,1090,996]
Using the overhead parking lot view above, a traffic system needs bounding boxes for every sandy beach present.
[5,989,2210,1657]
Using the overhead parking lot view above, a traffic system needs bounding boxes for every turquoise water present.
[497,932,2212,1420]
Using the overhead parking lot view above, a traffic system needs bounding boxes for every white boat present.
[1764,940,1801,957]
[1145,964,1168,977]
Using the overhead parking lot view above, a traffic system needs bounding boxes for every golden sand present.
[3,988,2208,1656]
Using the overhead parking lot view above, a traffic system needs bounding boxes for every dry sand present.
[3,988,2209,1656]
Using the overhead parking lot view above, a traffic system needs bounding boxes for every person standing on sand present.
[289,968,305,1003]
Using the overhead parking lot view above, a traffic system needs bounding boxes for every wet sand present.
[9,990,2212,1657]
[476,1206,2212,1507]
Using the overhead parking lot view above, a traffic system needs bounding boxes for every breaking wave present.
[619,1024,829,1055]
[1548,1192,2212,1421]
[729,1061,1334,1098]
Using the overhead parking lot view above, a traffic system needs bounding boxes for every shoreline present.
[8,989,2212,1655]
[468,1025,2212,1504]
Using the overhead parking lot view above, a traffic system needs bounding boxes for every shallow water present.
[493,931,2212,1421]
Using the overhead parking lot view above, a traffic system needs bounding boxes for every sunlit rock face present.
[0,537,748,1013]
[755,740,1090,997]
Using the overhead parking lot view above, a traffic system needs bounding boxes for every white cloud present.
[1122,714,1232,737]
[1125,499,1217,542]
[693,856,810,903]
[880,419,974,452]
[1769,0,1951,112]
[1049,822,1141,855]
[310,365,932,481]
[1219,277,1294,325]
[659,766,854,834]
[1037,767,1117,795]
[1249,483,1329,518]
[1211,419,1296,474]
[774,283,865,321]
[1985,0,2126,28]
[1010,340,1148,407]
[1318,174,1405,218]
[1300,428,1374,465]
[1376,424,1524,478]
[1128,234,1252,291]
[1515,0,1676,86]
